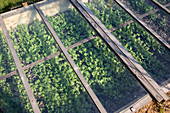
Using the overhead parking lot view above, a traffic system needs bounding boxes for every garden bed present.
[85,0,170,84]
[0,0,169,112]
[119,0,170,44]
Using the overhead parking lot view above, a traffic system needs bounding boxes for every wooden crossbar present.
[115,0,170,49]
[34,4,107,113]
[1,2,169,83]
[0,15,41,113]
[150,0,170,14]
[72,0,169,102]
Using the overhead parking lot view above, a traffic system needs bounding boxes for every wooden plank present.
[1,5,34,19]
[117,81,170,113]
[1,0,48,19]
[150,0,170,14]
[72,0,169,101]
[115,0,170,49]
[0,1,168,81]
[0,51,61,81]
[34,4,107,113]
[0,70,18,81]
[0,36,96,81]
[118,94,152,113]
[109,20,134,32]
[0,15,41,113]
[1,1,169,81]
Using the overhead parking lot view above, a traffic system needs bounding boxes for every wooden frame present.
[1,2,169,81]
[150,0,170,14]
[0,15,41,113]
[117,80,170,113]
[34,3,107,113]
[71,0,169,102]
[115,0,170,50]
[0,0,169,112]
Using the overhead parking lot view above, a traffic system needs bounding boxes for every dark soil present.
[143,11,170,44]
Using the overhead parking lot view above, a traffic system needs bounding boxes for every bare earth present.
[136,91,170,113]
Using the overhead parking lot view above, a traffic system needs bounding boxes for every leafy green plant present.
[0,0,169,112]
[112,22,169,82]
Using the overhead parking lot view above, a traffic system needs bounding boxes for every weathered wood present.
[34,4,107,113]
[150,0,170,14]
[0,15,41,113]
[0,36,96,81]
[117,80,170,113]
[109,20,134,32]
[0,70,18,81]
[115,0,170,49]
[72,0,169,101]
[0,1,169,81]
[0,0,169,112]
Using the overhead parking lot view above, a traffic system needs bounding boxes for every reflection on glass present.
[168,6,170,10]
[0,74,33,113]
[25,55,98,113]
[119,0,154,14]
[0,28,16,77]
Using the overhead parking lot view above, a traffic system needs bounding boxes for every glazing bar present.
[1,2,169,81]
[34,4,107,113]
[140,3,170,18]
[115,0,170,49]
[0,36,95,81]
[150,0,170,14]
[72,0,169,101]
[0,15,41,113]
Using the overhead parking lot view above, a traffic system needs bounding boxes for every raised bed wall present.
[0,0,88,30]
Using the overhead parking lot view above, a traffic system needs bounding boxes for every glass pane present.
[0,27,16,77]
[117,0,170,44]
[38,0,97,48]
[112,22,170,85]
[68,36,147,112]
[85,0,132,30]
[37,0,147,112]
[84,0,170,85]
[3,6,59,67]
[25,55,98,113]
[0,74,33,113]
